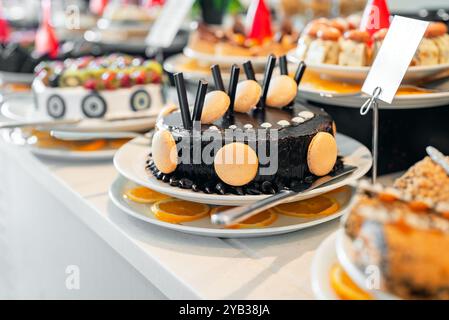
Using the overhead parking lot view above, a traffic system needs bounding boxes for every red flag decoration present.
[0,1,11,43]
[90,0,109,16]
[143,0,165,7]
[35,0,59,58]
[246,0,272,44]
[360,0,391,37]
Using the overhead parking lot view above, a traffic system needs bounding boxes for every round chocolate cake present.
[147,56,342,195]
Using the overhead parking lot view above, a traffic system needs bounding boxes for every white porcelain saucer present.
[288,49,449,83]
[184,47,268,68]
[311,230,340,300]
[299,86,449,109]
[109,174,354,238]
[1,95,157,133]
[335,229,399,300]
[113,133,372,206]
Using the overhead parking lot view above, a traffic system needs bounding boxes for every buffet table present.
[0,138,350,299]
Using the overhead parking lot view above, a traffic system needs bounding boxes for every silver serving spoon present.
[426,146,449,175]
[211,165,357,226]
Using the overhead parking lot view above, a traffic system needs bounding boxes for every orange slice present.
[151,199,210,223]
[217,207,277,229]
[72,139,107,151]
[330,264,372,300]
[124,186,170,204]
[273,195,339,218]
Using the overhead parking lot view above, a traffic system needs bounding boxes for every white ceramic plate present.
[113,133,372,206]
[288,49,449,83]
[299,86,449,109]
[1,95,157,133]
[109,174,355,238]
[184,47,269,68]
[335,229,400,300]
[1,129,116,161]
[310,230,340,300]
[0,71,35,84]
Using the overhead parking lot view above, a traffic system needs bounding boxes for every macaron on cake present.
[33,54,164,120]
[148,56,342,195]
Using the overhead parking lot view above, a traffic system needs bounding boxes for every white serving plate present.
[299,86,449,109]
[1,95,157,133]
[0,71,35,84]
[335,229,400,300]
[310,230,340,300]
[109,174,355,238]
[1,129,116,161]
[288,49,449,83]
[113,133,372,206]
[183,47,268,68]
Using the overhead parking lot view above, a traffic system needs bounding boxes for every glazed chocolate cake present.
[148,56,341,195]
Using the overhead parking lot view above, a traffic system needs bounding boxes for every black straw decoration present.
[294,61,307,85]
[174,72,192,130]
[260,55,276,108]
[227,64,240,116]
[211,64,225,91]
[243,61,256,80]
[192,79,208,122]
[279,55,288,75]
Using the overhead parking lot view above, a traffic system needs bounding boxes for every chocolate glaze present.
[149,103,340,195]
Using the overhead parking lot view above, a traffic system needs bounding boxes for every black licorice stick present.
[192,79,208,122]
[174,72,192,130]
[243,61,256,80]
[211,64,225,91]
[227,64,240,116]
[279,55,288,75]
[260,55,276,108]
[294,61,307,85]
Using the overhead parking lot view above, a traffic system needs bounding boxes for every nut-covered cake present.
[147,56,342,195]
[344,169,449,299]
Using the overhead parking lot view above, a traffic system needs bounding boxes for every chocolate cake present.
[148,56,341,195]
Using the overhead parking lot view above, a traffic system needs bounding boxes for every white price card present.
[362,16,429,103]
[146,0,195,48]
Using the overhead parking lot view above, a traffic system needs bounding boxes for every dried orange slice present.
[222,207,277,229]
[124,186,170,204]
[72,139,107,151]
[330,264,372,300]
[273,195,339,218]
[151,199,210,223]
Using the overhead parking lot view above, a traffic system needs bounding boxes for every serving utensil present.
[0,114,157,130]
[426,146,449,175]
[211,165,357,226]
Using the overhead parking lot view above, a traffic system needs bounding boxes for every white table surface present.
[0,134,401,299]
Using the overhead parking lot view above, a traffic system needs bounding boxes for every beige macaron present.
[234,80,262,113]
[266,75,298,108]
[201,90,231,124]
[307,132,337,176]
[214,142,259,186]
[152,129,178,174]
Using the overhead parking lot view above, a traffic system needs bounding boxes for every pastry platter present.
[113,133,372,206]
[109,174,355,238]
[288,50,449,82]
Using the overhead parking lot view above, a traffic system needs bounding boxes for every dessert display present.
[33,54,164,120]
[188,18,299,58]
[343,157,449,300]
[94,2,157,43]
[123,184,347,227]
[147,55,343,195]
[296,18,449,67]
